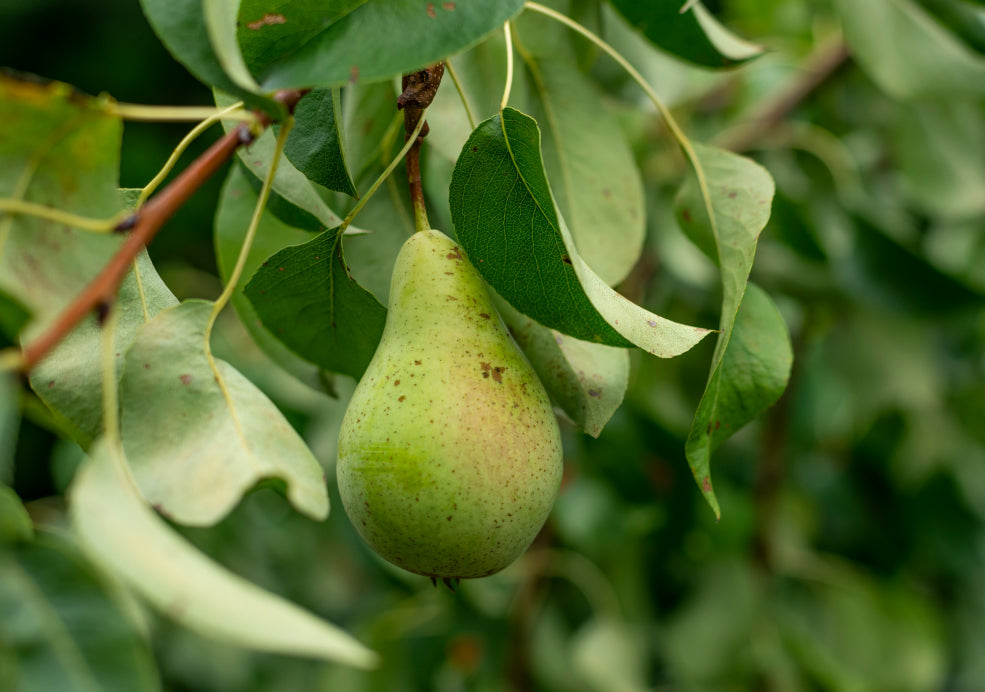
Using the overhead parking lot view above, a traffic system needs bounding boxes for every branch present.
[398,63,445,233]
[716,37,849,153]
[19,90,306,373]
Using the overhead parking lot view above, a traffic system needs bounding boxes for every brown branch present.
[19,89,307,373]
[717,37,850,153]
[398,63,444,233]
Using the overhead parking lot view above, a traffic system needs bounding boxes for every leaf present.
[244,227,386,380]
[0,529,160,690]
[214,165,326,385]
[237,0,369,76]
[203,0,263,92]
[217,90,349,233]
[139,0,277,114]
[0,74,179,446]
[498,298,628,437]
[284,89,358,197]
[917,0,985,54]
[0,288,29,338]
[608,0,763,68]
[570,617,647,692]
[684,284,792,516]
[259,0,526,90]
[119,300,329,526]
[513,32,646,285]
[0,485,32,543]
[675,144,778,516]
[69,440,378,668]
[449,108,710,357]
[835,0,985,99]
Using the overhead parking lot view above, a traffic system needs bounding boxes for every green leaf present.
[513,31,645,285]
[570,617,648,692]
[498,298,629,437]
[284,89,358,197]
[69,440,378,668]
[0,74,178,446]
[214,166,326,386]
[139,0,277,114]
[244,229,387,380]
[0,288,29,339]
[119,300,329,526]
[259,0,526,90]
[0,529,160,690]
[835,0,985,99]
[0,374,18,486]
[237,0,368,76]
[0,485,32,543]
[684,284,792,517]
[449,108,710,356]
[217,90,350,233]
[675,144,778,516]
[608,0,763,68]
[916,0,985,54]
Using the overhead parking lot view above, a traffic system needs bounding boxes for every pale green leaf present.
[120,300,328,526]
[204,0,262,92]
[69,441,377,668]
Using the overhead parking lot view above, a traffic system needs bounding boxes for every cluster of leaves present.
[2,0,984,689]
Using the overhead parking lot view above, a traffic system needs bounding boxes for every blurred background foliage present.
[2,0,985,690]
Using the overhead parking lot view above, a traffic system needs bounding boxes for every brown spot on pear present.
[337,230,562,579]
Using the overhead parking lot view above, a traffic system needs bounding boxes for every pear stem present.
[398,63,445,233]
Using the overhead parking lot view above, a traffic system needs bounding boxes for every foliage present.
[1,0,984,689]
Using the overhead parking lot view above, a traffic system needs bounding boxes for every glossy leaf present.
[119,300,329,526]
[244,229,387,380]
[835,0,985,99]
[217,90,348,233]
[0,74,178,446]
[237,0,368,75]
[684,283,792,517]
[514,36,645,285]
[499,298,628,437]
[608,0,763,68]
[260,0,526,90]
[284,89,357,197]
[69,440,378,668]
[449,108,710,357]
[0,530,160,690]
[675,143,778,516]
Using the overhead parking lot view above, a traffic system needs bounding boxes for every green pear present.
[337,229,563,579]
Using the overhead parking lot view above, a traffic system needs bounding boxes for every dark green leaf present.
[0,530,160,690]
[916,0,985,54]
[260,0,526,90]
[284,89,358,197]
[608,0,763,68]
[120,300,330,525]
[675,143,777,516]
[237,0,368,76]
[449,108,710,356]
[0,375,17,486]
[244,229,387,380]
[513,27,645,285]
[0,289,29,339]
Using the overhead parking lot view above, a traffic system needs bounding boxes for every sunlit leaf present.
[119,300,329,525]
[449,108,710,356]
[69,441,378,668]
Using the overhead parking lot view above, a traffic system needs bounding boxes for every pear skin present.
[337,229,563,579]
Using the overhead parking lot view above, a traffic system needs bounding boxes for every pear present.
[337,229,563,579]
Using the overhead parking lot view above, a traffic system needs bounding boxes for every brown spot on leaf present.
[682,208,692,223]
[246,13,286,30]
[180,374,192,385]
[728,191,737,198]
[394,380,401,386]
[561,256,572,265]
[427,2,437,18]
[350,65,359,82]
[602,188,612,198]
[647,319,657,327]
[443,1,456,9]
[588,388,601,398]
[47,380,55,388]
[414,360,422,365]
[479,313,490,319]
[702,476,712,492]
